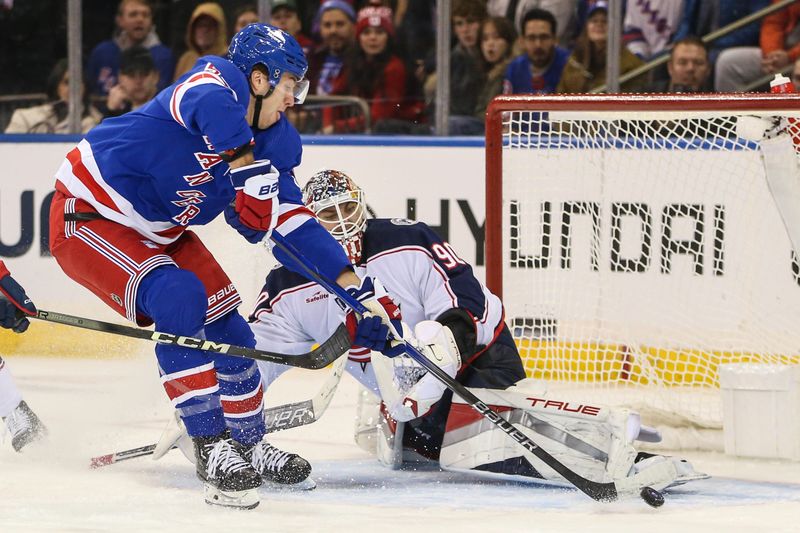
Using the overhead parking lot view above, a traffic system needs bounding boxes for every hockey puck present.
[640,486,665,508]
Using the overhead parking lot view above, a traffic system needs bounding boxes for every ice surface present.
[1,355,799,532]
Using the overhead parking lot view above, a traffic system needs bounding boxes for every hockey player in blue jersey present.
[247,170,707,492]
[48,25,399,509]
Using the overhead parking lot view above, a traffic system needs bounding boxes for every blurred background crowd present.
[1,0,799,135]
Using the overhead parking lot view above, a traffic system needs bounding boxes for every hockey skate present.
[193,431,263,509]
[244,438,315,491]
[3,400,47,452]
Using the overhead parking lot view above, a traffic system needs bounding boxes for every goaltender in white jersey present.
[250,169,707,492]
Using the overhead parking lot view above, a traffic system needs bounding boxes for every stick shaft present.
[34,309,349,370]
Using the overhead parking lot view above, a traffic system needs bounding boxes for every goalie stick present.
[268,232,664,507]
[33,309,349,370]
[90,352,348,468]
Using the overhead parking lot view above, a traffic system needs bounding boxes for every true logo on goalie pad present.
[527,397,601,416]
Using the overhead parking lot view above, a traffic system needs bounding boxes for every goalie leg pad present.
[439,383,698,491]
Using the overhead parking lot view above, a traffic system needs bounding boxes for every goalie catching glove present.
[371,320,462,422]
[228,159,280,234]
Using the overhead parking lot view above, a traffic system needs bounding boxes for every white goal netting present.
[489,98,800,438]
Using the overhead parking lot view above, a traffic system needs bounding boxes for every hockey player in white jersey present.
[249,169,707,492]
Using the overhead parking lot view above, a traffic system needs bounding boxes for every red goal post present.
[484,94,800,440]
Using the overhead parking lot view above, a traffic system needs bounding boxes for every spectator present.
[395,0,436,69]
[504,8,569,95]
[423,0,487,134]
[100,46,160,117]
[645,36,711,92]
[557,0,645,93]
[271,0,315,57]
[623,0,684,60]
[173,2,229,81]
[232,4,259,34]
[487,1,577,46]
[673,0,768,66]
[324,6,409,133]
[5,59,102,134]
[793,57,800,91]
[715,1,800,92]
[475,16,517,118]
[308,0,357,96]
[86,0,174,96]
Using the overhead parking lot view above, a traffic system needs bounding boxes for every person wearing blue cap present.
[307,0,357,97]
[557,0,645,93]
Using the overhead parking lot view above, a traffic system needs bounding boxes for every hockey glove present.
[0,266,36,333]
[229,159,280,233]
[224,202,266,244]
[344,276,405,357]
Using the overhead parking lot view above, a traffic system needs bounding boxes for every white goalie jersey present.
[249,218,506,391]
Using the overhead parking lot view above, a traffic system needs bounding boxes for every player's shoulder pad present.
[198,55,250,104]
[362,218,442,258]
[252,114,302,172]
[261,263,316,302]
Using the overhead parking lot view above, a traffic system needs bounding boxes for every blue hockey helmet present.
[228,23,309,103]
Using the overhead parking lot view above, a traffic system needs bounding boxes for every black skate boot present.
[193,431,263,509]
[244,438,314,490]
[3,400,47,452]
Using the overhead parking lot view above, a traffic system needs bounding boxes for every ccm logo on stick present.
[151,332,229,353]
[526,397,601,416]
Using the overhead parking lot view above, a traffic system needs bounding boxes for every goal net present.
[485,94,800,447]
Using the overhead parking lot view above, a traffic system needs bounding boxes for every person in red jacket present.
[0,261,47,452]
[715,0,800,92]
[322,6,410,133]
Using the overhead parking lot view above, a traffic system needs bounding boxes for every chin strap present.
[249,78,275,129]
[251,95,264,129]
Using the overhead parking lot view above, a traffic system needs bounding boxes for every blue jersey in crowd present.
[503,46,570,95]
[87,40,175,95]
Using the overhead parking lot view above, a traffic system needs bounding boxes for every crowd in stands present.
[2,0,800,135]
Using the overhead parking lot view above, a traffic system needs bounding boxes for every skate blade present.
[262,477,316,491]
[203,484,260,509]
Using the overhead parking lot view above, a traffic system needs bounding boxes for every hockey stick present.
[269,232,664,506]
[34,309,350,370]
[89,352,349,468]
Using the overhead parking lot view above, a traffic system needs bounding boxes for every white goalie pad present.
[153,410,195,464]
[439,380,707,492]
[371,321,461,423]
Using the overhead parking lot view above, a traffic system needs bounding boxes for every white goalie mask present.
[302,169,367,264]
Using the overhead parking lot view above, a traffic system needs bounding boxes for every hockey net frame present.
[485,94,800,449]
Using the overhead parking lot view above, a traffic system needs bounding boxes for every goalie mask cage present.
[485,94,800,445]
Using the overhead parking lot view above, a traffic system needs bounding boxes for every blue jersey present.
[56,56,253,244]
[55,54,350,282]
[503,47,569,95]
